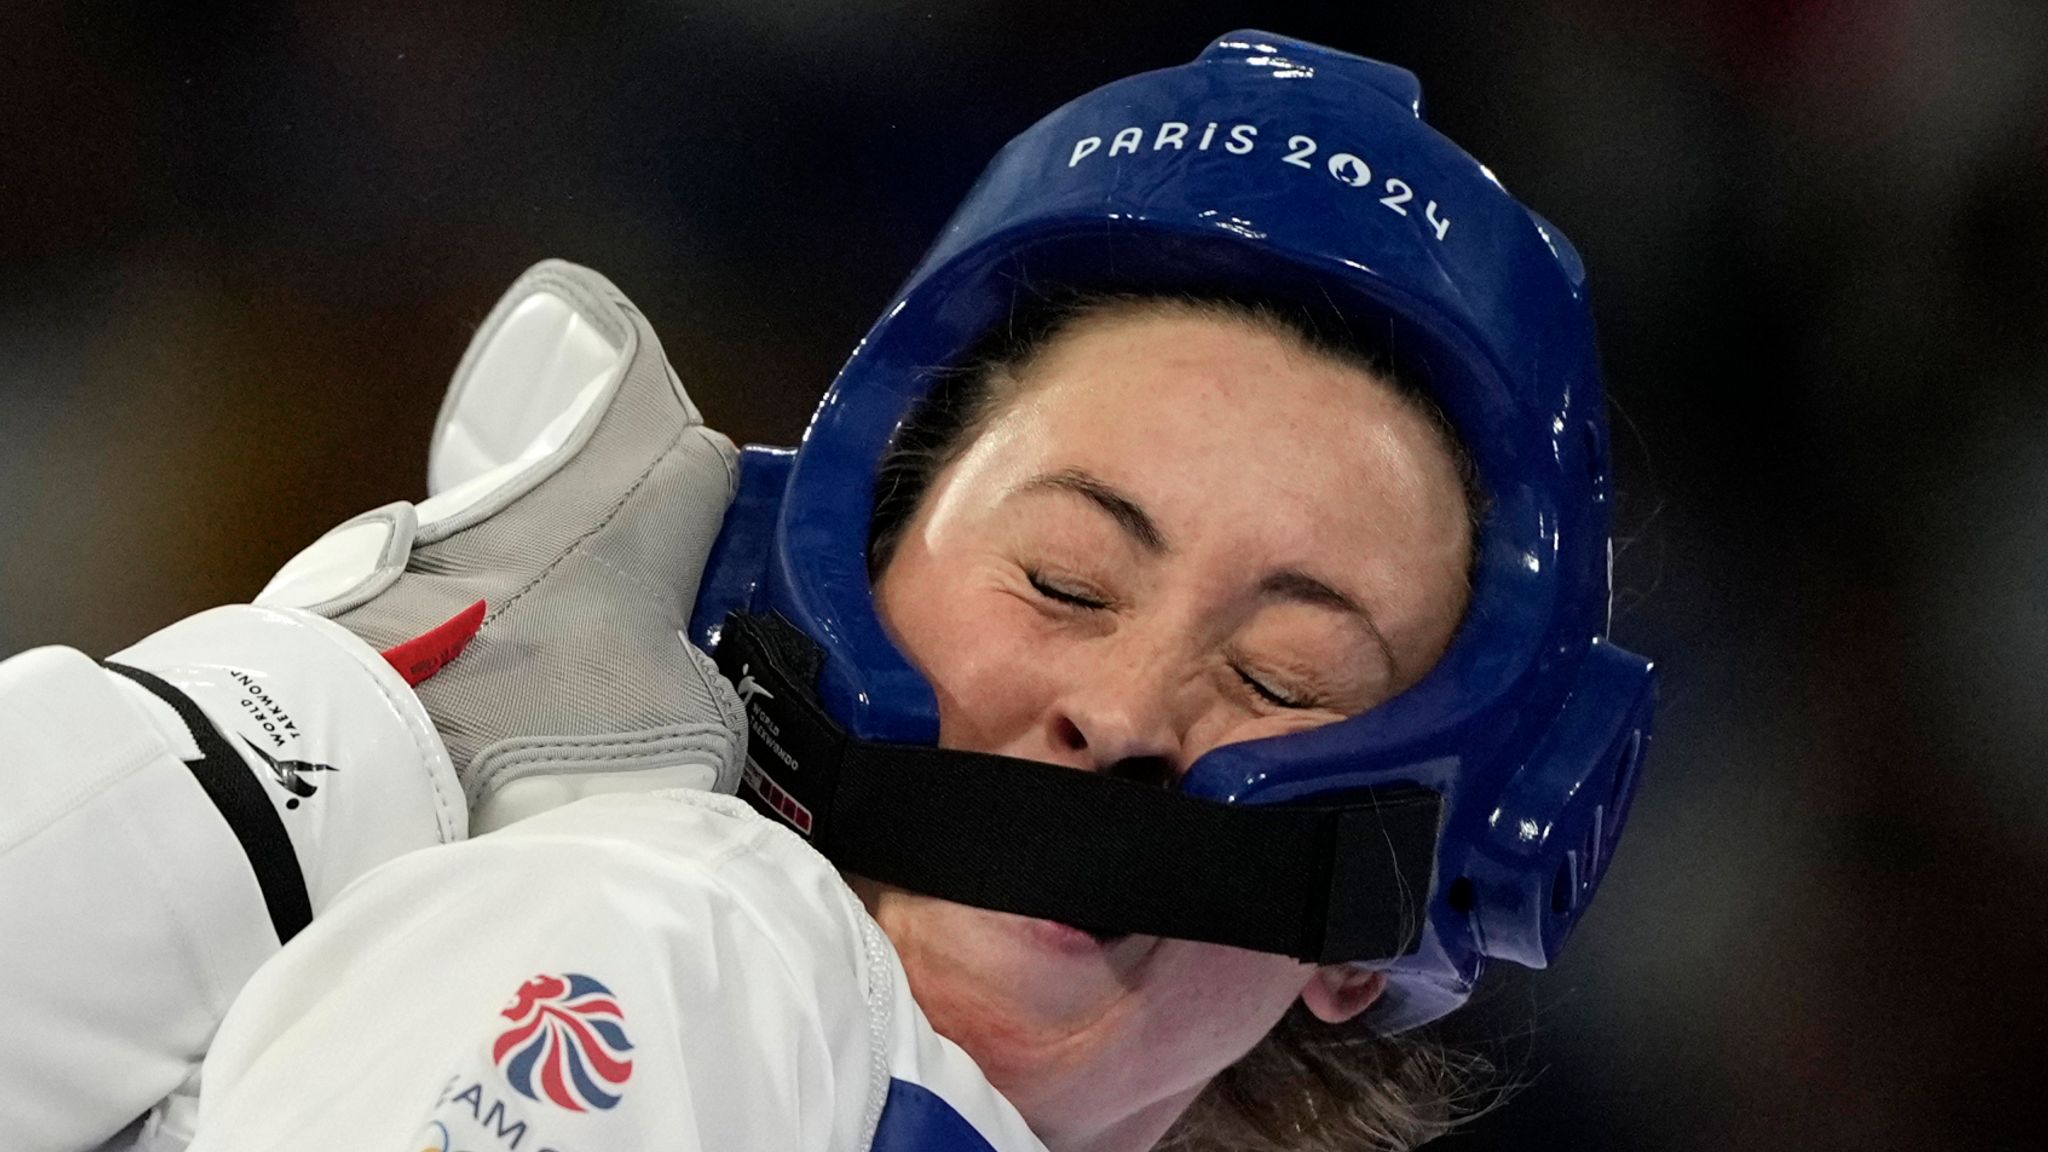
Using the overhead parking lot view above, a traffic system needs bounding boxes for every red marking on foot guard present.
[381,599,486,687]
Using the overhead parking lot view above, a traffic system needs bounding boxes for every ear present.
[1300,966,1388,1024]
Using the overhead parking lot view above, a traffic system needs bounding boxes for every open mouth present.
[1023,916,1133,954]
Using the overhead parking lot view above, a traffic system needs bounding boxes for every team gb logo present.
[492,973,635,1111]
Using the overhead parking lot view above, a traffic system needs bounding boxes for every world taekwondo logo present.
[492,973,635,1112]
[734,662,774,707]
[238,735,337,810]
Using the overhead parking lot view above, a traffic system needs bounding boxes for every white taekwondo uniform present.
[0,627,1045,1152]
[184,789,1046,1152]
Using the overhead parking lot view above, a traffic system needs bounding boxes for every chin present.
[877,890,1147,1052]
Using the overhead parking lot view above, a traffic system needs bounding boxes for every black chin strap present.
[714,612,1443,965]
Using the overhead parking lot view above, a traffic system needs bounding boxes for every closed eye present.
[1027,570,1113,611]
[1235,666,1310,709]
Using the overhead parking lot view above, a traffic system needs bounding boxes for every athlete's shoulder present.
[191,791,888,1152]
[403,788,896,1101]
[491,793,1049,1152]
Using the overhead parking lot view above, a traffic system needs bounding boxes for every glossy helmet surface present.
[693,30,1656,1030]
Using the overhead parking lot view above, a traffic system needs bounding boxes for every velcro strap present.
[715,612,1441,964]
[104,661,313,945]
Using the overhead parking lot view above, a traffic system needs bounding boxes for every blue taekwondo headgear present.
[691,30,1657,1032]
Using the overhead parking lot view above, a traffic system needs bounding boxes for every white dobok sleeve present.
[0,608,464,1152]
[0,645,277,1152]
[184,791,1047,1152]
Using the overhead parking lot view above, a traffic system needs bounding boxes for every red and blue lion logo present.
[492,973,635,1111]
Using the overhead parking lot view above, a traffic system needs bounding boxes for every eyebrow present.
[1261,569,1400,679]
[1017,467,1169,555]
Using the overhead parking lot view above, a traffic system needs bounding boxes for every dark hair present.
[867,292,1486,581]
[864,293,1495,1151]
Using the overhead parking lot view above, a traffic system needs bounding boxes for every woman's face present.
[865,306,1474,1152]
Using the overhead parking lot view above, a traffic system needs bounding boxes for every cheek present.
[876,546,1054,755]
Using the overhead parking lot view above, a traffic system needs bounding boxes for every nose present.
[1040,648,1186,787]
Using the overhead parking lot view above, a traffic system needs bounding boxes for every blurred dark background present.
[5,2,2045,1148]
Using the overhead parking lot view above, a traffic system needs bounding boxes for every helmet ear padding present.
[689,30,1656,1033]
[1464,641,1657,970]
